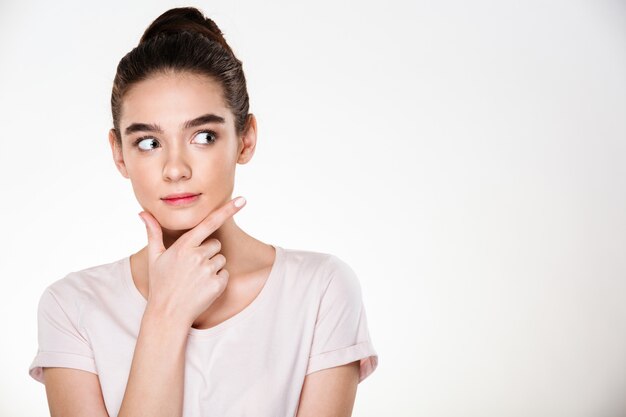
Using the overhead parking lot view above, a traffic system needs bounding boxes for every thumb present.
[138,211,166,262]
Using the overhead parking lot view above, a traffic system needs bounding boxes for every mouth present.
[161,192,201,206]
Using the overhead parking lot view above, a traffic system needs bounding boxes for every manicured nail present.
[234,197,246,207]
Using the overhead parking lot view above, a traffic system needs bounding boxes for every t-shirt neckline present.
[121,244,284,338]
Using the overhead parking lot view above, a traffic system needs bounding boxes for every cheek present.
[128,180,152,208]
[126,166,160,201]
[134,178,156,198]
[197,154,234,182]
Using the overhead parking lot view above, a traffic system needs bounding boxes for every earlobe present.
[108,129,129,178]
[237,114,257,164]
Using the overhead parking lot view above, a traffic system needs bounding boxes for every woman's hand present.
[137,196,247,327]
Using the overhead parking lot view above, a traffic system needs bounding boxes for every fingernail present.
[234,197,246,207]
[138,213,146,225]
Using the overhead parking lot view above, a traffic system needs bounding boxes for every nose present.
[162,146,191,182]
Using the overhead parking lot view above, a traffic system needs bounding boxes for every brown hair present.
[110,7,250,145]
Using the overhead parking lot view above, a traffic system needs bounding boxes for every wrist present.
[142,303,192,333]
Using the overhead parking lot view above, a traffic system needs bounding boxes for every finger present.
[207,253,226,272]
[178,196,246,248]
[138,211,166,262]
[216,268,229,285]
[198,238,221,257]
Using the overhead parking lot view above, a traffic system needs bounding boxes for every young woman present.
[29,6,378,417]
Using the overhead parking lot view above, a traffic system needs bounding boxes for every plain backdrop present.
[1,0,625,416]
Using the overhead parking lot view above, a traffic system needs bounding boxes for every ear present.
[237,114,257,165]
[109,128,129,178]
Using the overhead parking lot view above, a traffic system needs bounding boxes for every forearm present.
[117,306,190,417]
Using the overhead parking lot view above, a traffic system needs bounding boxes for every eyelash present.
[132,130,218,151]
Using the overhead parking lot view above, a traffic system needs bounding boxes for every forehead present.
[120,72,232,130]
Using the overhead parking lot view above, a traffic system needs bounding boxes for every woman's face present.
[109,71,256,233]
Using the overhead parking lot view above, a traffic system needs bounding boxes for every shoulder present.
[39,256,128,307]
[279,246,348,273]
[278,246,362,296]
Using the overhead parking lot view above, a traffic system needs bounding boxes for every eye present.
[134,137,160,151]
[192,130,218,144]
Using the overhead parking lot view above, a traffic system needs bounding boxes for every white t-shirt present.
[29,245,379,416]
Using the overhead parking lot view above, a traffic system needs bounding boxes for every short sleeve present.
[305,256,379,383]
[28,286,97,384]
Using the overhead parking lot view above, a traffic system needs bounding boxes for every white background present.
[1,0,625,416]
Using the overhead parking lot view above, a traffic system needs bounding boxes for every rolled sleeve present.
[29,287,97,384]
[305,256,379,383]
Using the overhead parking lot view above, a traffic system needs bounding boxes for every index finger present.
[178,196,246,248]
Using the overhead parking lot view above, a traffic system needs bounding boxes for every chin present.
[155,209,204,232]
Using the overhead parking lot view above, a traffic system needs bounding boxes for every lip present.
[161,192,201,206]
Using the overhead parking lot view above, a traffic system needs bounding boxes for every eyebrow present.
[123,113,226,136]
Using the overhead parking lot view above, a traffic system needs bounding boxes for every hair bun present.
[111,6,250,141]
[139,7,234,56]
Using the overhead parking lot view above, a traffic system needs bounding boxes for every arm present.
[42,308,190,417]
[116,307,190,417]
[295,361,360,417]
[43,368,109,417]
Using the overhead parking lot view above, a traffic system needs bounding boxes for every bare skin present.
[42,71,360,417]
